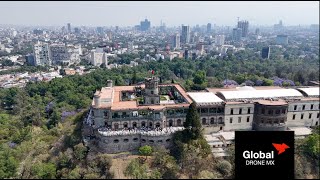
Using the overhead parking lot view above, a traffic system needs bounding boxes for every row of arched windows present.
[112,138,171,143]
[113,121,162,129]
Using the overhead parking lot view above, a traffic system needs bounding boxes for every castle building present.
[84,77,319,153]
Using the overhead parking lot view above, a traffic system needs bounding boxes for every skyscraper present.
[67,23,71,33]
[172,33,180,49]
[261,47,270,59]
[237,20,249,37]
[181,25,190,44]
[140,19,151,31]
[33,41,50,66]
[207,23,212,34]
[215,35,225,46]
[232,28,242,42]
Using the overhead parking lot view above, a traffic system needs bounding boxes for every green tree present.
[73,143,88,161]
[139,145,152,160]
[152,147,179,179]
[197,170,218,179]
[216,160,232,177]
[124,159,149,179]
[132,70,137,85]
[32,162,56,179]
[0,145,18,179]
[184,102,202,141]
[192,70,207,90]
[303,133,320,159]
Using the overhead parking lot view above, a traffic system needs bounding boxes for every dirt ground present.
[109,153,141,179]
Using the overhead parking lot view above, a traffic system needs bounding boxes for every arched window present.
[218,117,223,123]
[141,121,146,127]
[177,119,182,126]
[123,122,128,128]
[156,122,160,128]
[141,139,146,143]
[132,122,137,128]
[157,140,163,143]
[113,139,119,143]
[133,138,139,142]
[210,118,215,124]
[149,122,153,128]
[114,123,119,130]
[123,139,129,142]
[166,139,171,142]
[149,140,154,143]
[169,120,173,127]
[202,118,207,125]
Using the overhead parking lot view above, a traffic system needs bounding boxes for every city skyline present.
[0,1,319,27]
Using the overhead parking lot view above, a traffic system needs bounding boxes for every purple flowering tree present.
[255,79,264,86]
[222,79,239,87]
[244,80,255,86]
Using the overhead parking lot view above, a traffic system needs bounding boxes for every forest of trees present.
[0,55,319,178]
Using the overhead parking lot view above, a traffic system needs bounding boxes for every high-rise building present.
[232,28,242,42]
[255,28,260,35]
[67,45,81,64]
[49,44,70,65]
[184,49,189,59]
[25,54,35,66]
[74,27,80,34]
[196,43,204,55]
[261,47,270,59]
[33,41,50,66]
[128,42,134,52]
[96,27,104,34]
[274,20,284,31]
[90,49,107,66]
[172,33,180,49]
[237,20,249,37]
[181,25,190,44]
[276,35,288,45]
[207,23,212,34]
[140,19,151,31]
[215,35,225,46]
[67,23,71,33]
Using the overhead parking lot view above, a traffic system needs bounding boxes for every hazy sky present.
[0,1,319,27]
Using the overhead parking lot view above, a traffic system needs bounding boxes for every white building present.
[67,45,81,65]
[90,50,107,66]
[172,33,180,49]
[286,87,320,127]
[34,41,50,66]
[215,35,225,46]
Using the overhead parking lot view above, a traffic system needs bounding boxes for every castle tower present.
[143,76,160,105]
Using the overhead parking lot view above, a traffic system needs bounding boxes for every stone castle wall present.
[96,132,173,153]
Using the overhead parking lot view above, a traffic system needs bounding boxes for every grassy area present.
[160,95,169,101]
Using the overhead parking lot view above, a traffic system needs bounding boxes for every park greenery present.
[0,54,319,178]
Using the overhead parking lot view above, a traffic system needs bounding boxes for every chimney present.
[107,80,113,87]
[94,93,101,107]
